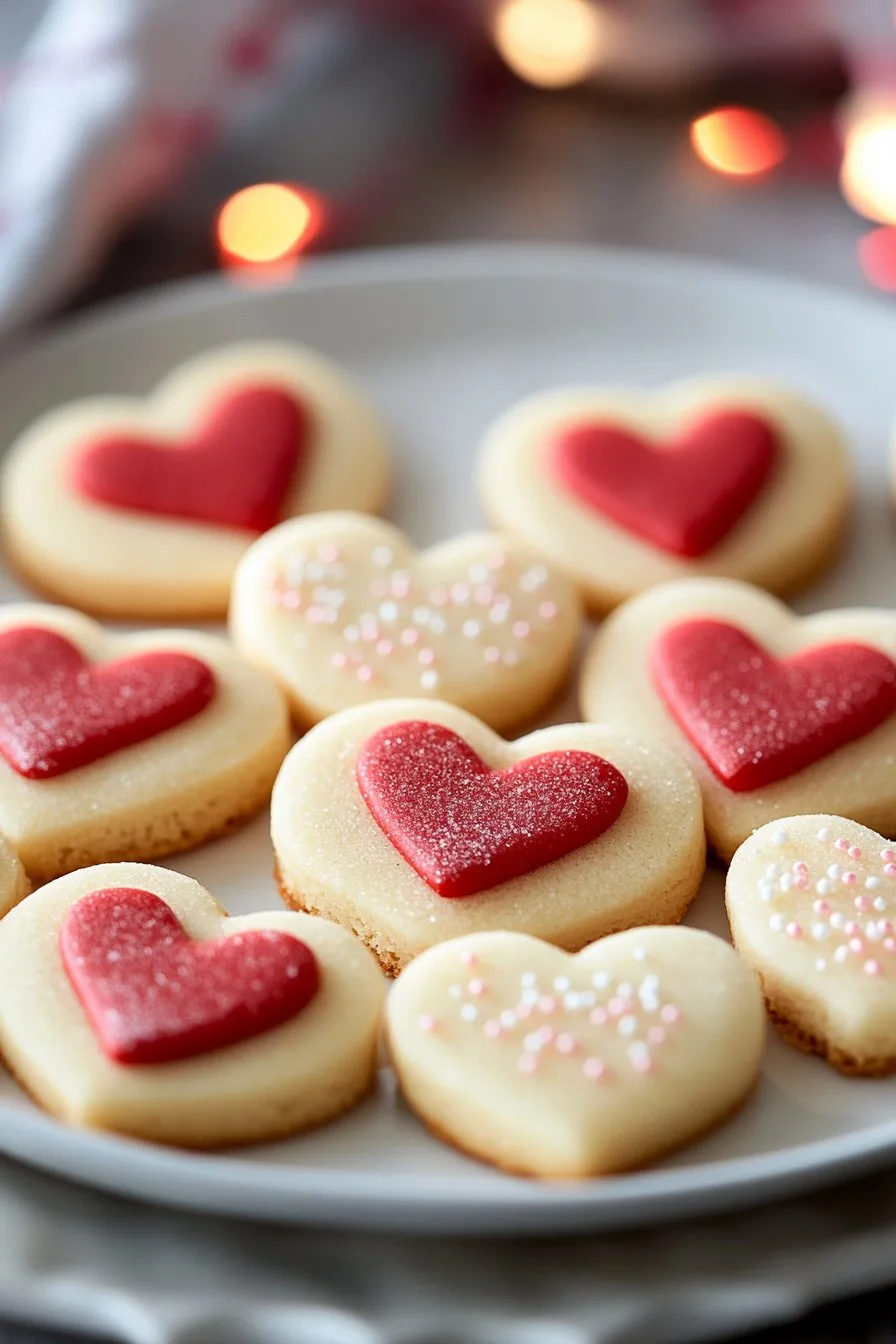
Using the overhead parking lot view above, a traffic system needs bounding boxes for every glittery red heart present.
[0,627,215,779]
[356,720,629,898]
[552,410,777,557]
[71,384,308,533]
[61,888,320,1064]
[651,619,896,792]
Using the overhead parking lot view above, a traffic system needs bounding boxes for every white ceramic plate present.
[0,244,895,1236]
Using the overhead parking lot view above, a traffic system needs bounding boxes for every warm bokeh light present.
[841,116,896,225]
[216,183,323,268]
[690,108,787,178]
[492,0,605,89]
[859,227,896,292]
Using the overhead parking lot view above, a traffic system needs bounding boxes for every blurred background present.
[0,0,893,333]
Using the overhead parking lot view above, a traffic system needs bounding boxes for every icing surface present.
[356,719,629,898]
[0,626,216,779]
[553,409,777,557]
[651,619,896,792]
[60,886,320,1064]
[71,384,307,533]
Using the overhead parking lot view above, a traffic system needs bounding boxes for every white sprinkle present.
[830,911,845,930]
[449,984,463,998]
[866,876,881,890]
[524,1032,543,1052]
[834,946,849,963]
[758,881,774,902]
[828,864,842,880]
[379,601,398,622]
[553,975,571,992]
[372,547,393,566]
[772,828,789,845]
[779,874,793,892]
[592,971,610,989]
[521,987,539,1005]
[816,879,831,897]
[521,971,537,987]
[867,922,882,942]
[420,671,439,690]
[812,923,829,941]
[618,1014,638,1037]
[499,1010,517,1028]
[816,958,827,971]
[874,897,888,912]
[633,947,646,961]
[816,828,830,842]
[765,863,780,880]
[460,1004,478,1022]
[769,913,785,931]
[462,620,481,638]
[579,990,596,1008]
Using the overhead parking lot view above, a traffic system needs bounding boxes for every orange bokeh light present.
[216,183,324,269]
[859,227,896,292]
[690,108,787,178]
[841,115,896,226]
[492,0,605,89]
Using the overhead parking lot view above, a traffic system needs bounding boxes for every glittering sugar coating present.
[582,578,896,860]
[356,720,628,897]
[387,926,765,1178]
[0,863,385,1147]
[478,377,850,614]
[0,604,290,883]
[61,887,320,1064]
[651,620,896,792]
[0,342,390,619]
[230,513,581,733]
[272,698,705,972]
[553,408,777,557]
[0,626,216,779]
[727,816,896,1074]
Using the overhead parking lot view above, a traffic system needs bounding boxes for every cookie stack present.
[0,340,887,1181]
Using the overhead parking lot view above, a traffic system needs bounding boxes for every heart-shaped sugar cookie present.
[478,378,849,613]
[230,513,582,733]
[1,343,390,619]
[272,699,705,973]
[581,579,896,860]
[727,816,896,1075]
[0,605,289,883]
[0,864,385,1146]
[387,926,765,1177]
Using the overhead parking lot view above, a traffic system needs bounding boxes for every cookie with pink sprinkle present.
[727,815,896,1075]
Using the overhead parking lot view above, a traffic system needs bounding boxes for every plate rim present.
[2,240,896,1232]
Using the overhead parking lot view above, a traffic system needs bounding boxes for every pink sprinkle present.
[518,1053,538,1074]
[583,1057,606,1081]
[793,861,808,874]
[885,938,896,953]
[451,583,470,603]
[361,625,378,643]
[281,590,301,610]
[865,959,883,977]
[882,850,896,863]
[370,578,389,598]
[538,1025,555,1044]
[844,921,860,936]
[330,652,348,669]
[376,639,393,657]
[590,1007,608,1026]
[648,1026,666,1045]
[835,837,849,851]
[429,587,448,607]
[460,950,478,966]
[418,648,436,666]
[555,1032,577,1054]
[516,1002,533,1019]
[400,629,419,646]
[538,996,556,1014]
[392,578,411,598]
[843,872,858,886]
[607,996,626,1017]
[885,865,896,879]
[849,846,863,861]
[850,937,865,953]
[512,621,531,639]
[468,979,487,997]
[855,895,872,912]
[813,900,831,916]
[417,1014,438,1033]
[660,1004,681,1024]
[786,922,802,939]
[483,1020,502,1039]
[484,647,501,663]
[539,601,558,620]
[318,543,340,563]
[474,585,494,605]
[356,665,374,683]
[631,1053,653,1075]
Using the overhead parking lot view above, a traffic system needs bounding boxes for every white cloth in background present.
[1,1153,896,1344]
[0,0,279,335]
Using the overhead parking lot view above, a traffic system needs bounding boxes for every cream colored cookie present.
[727,815,896,1076]
[230,513,582,733]
[478,377,850,613]
[272,699,705,974]
[581,579,896,861]
[0,863,386,1146]
[386,926,765,1178]
[0,342,390,619]
[0,604,290,882]
[0,836,28,918]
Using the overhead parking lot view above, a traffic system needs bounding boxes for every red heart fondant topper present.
[61,888,320,1064]
[71,384,309,533]
[552,409,778,557]
[651,619,896,792]
[0,627,216,779]
[356,720,629,898]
